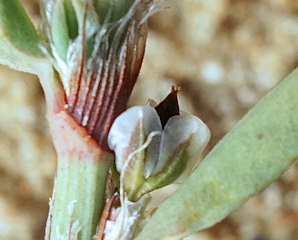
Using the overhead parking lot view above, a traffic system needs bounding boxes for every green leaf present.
[94,0,135,23]
[64,0,78,39]
[0,0,48,75]
[0,0,43,57]
[51,0,71,60]
[0,38,47,75]
[135,68,298,240]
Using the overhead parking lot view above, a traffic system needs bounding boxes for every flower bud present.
[108,89,211,201]
[108,105,162,200]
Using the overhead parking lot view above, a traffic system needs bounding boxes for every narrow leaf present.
[94,0,135,23]
[64,0,78,39]
[0,0,43,57]
[51,0,71,60]
[0,0,47,74]
[135,68,298,240]
[0,38,46,75]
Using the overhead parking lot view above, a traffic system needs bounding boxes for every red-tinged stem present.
[44,107,114,240]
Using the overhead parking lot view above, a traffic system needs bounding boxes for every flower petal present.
[153,113,211,181]
[108,105,162,172]
[108,105,162,200]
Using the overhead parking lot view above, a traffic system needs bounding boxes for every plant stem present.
[45,110,114,240]
[46,156,111,240]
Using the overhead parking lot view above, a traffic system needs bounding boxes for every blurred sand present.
[0,0,297,239]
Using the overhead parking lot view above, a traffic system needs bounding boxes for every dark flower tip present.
[155,86,181,128]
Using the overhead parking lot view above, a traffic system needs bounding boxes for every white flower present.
[108,89,211,201]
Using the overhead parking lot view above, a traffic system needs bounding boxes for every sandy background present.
[0,0,297,239]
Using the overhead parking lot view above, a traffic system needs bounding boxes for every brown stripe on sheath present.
[92,24,147,150]
[66,22,147,151]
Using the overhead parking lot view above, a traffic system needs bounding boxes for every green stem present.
[46,157,110,240]
[45,111,114,240]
